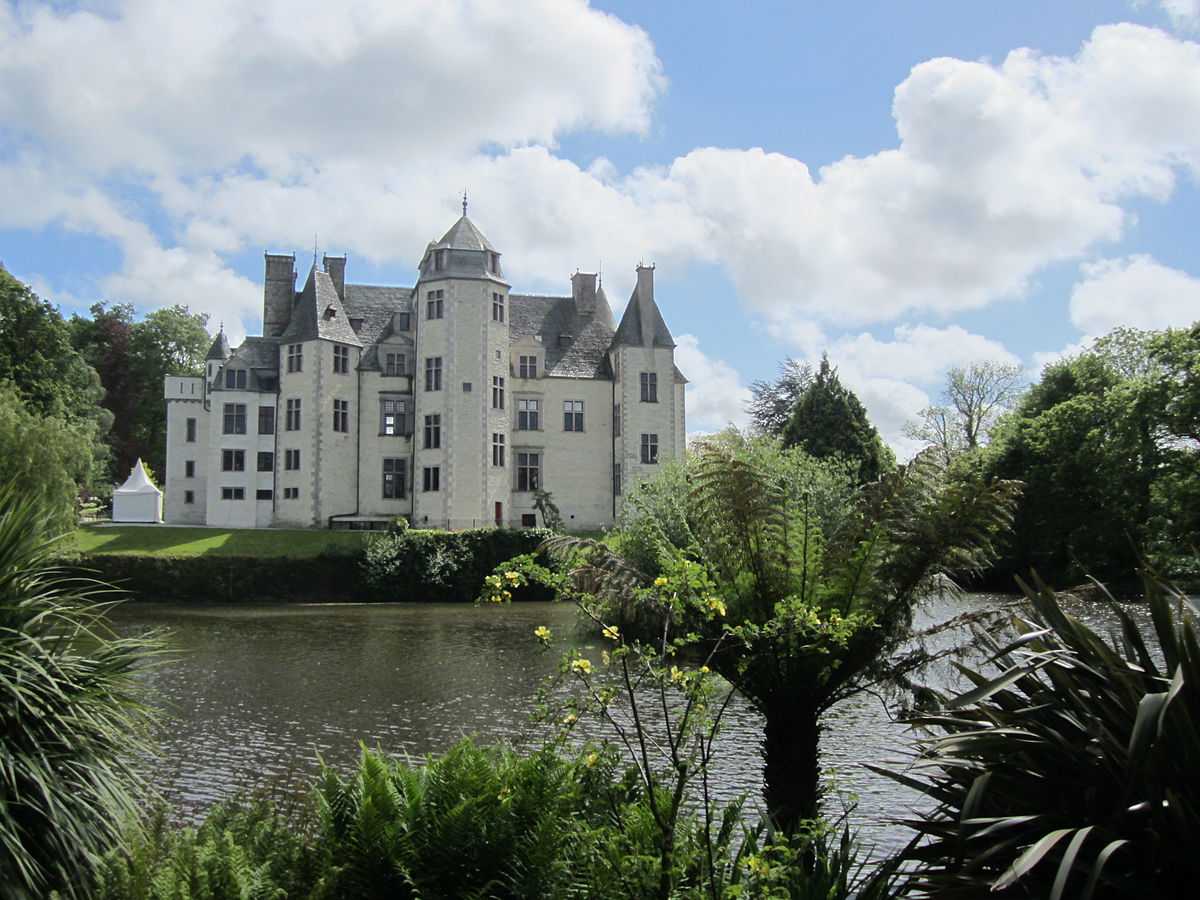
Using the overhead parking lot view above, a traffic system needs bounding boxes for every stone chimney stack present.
[263,253,296,338]
[323,254,346,301]
[636,263,655,347]
[571,271,598,315]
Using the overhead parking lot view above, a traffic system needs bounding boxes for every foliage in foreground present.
[0,492,159,899]
[887,573,1200,898]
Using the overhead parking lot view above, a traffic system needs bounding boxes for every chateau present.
[162,213,685,530]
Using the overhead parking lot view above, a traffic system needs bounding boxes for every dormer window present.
[224,368,247,389]
[350,317,363,331]
[324,305,337,319]
[558,334,573,348]
[519,355,538,379]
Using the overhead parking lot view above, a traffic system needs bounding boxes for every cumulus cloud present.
[1070,254,1200,334]
[674,334,752,437]
[1160,0,1200,32]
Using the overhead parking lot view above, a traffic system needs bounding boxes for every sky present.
[4,0,1200,456]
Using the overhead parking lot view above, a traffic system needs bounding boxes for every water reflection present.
[106,594,1152,853]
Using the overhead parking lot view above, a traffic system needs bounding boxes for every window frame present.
[516,452,541,492]
[563,400,584,432]
[639,371,658,403]
[382,458,406,499]
[222,403,247,435]
[425,357,443,392]
[332,398,350,433]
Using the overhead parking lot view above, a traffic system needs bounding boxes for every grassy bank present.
[69,524,371,558]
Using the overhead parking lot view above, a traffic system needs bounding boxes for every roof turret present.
[206,329,231,360]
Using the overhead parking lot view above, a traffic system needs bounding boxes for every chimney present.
[263,253,296,338]
[636,264,655,347]
[323,254,346,301]
[571,271,598,315]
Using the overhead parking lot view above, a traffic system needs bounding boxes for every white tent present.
[112,459,163,523]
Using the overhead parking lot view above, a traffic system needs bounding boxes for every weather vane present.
[462,190,468,217]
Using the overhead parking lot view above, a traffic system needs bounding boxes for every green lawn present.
[68,525,372,558]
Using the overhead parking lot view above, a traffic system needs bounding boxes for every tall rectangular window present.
[397,312,411,331]
[257,451,274,472]
[332,399,349,433]
[381,399,406,436]
[433,250,445,271]
[424,414,441,449]
[423,466,440,492]
[223,403,246,434]
[425,357,442,391]
[221,449,245,471]
[385,352,405,376]
[258,406,275,434]
[519,355,537,378]
[184,490,195,504]
[517,398,539,430]
[287,344,303,373]
[613,463,621,495]
[492,433,505,467]
[186,417,196,442]
[487,252,500,274]
[224,368,247,389]
[284,449,300,470]
[285,398,301,431]
[333,345,350,374]
[492,292,504,322]
[517,452,540,492]
[184,460,195,478]
[383,458,406,499]
[426,289,444,319]
[563,400,583,431]
[640,433,659,464]
[640,372,657,402]
[613,403,621,436]
[491,375,505,409]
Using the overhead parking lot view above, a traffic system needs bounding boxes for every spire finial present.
[462,190,468,217]
[313,234,320,269]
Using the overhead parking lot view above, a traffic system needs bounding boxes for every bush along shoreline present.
[57,525,560,603]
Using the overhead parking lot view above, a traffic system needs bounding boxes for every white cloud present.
[1160,1,1200,32]
[674,334,752,437]
[1070,254,1200,334]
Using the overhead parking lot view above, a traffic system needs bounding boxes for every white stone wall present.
[163,376,208,524]
[274,339,320,527]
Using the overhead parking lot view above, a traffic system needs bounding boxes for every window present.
[186,417,196,442]
[492,433,505,467]
[426,289,444,319]
[221,487,245,500]
[491,375,505,409]
[184,460,195,478]
[487,252,500,274]
[397,312,411,331]
[517,398,539,430]
[433,249,445,271]
[258,406,275,434]
[184,490,195,504]
[381,399,406,436]
[221,449,245,472]
[224,368,247,389]
[492,292,504,322]
[333,345,350,374]
[613,403,621,436]
[563,400,583,431]
[517,452,540,491]
[285,398,301,431]
[462,382,472,392]
[283,487,299,500]
[257,451,274,472]
[287,344,303,372]
[385,352,405,376]
[423,466,440,492]
[284,449,300,470]
[423,414,441,449]
[640,433,659,464]
[640,372,658,402]
[425,357,442,391]
[383,458,406,499]
[256,489,273,500]
[332,399,349,432]
[223,403,246,434]
[613,463,621,495]
[519,355,537,379]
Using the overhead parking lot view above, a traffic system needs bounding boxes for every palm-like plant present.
[0,491,160,899]
[885,574,1200,898]
[547,442,1020,832]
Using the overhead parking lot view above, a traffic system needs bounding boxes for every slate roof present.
[509,294,615,378]
[206,330,231,360]
[431,215,496,252]
[281,267,363,346]
[343,284,413,371]
[612,286,675,348]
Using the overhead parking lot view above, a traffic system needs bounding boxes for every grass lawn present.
[68,524,373,558]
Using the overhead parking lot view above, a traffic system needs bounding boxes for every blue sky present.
[3,0,1200,454]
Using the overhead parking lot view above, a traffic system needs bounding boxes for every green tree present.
[551,440,1019,832]
[782,355,894,484]
[905,360,1026,462]
[747,357,813,437]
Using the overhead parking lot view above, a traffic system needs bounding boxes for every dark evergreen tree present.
[782,355,893,484]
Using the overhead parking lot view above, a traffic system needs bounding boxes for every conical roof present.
[115,459,162,495]
[206,329,231,360]
[432,215,496,252]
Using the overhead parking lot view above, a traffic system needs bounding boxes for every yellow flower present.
[669,665,683,683]
[654,576,668,586]
[571,657,593,674]
[534,626,551,640]
[504,571,520,581]
[601,650,611,665]
[584,752,600,768]
[707,597,727,616]
[700,665,710,674]
[602,624,619,641]
[562,713,578,725]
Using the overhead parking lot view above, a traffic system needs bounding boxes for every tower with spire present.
[163,209,685,530]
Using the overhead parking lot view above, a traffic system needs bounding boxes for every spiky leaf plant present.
[884,574,1200,898]
[0,491,160,899]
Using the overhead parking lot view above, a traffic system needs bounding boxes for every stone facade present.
[163,214,686,530]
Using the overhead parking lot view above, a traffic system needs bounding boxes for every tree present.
[905,360,1025,462]
[747,357,813,437]
[550,439,1020,832]
[782,355,893,484]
